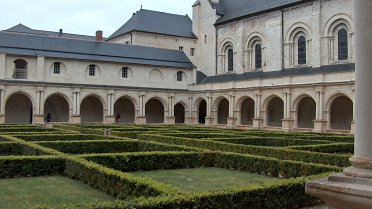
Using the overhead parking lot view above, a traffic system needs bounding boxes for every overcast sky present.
[0,0,195,37]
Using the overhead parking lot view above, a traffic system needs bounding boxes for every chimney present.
[96,30,103,42]
[59,29,63,36]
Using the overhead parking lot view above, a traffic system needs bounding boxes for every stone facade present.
[0,0,356,134]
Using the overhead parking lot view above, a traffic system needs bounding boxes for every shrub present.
[287,143,354,154]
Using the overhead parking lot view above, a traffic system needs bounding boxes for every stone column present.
[314,88,327,132]
[136,93,146,124]
[34,89,45,124]
[0,88,5,123]
[186,96,195,124]
[306,2,372,208]
[350,86,356,133]
[227,95,237,127]
[105,91,115,124]
[166,95,176,124]
[70,89,81,123]
[205,96,214,126]
[282,90,294,131]
[0,53,5,80]
[252,92,262,129]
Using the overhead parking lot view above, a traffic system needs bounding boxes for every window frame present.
[255,44,262,69]
[121,67,128,79]
[338,28,348,61]
[227,48,234,72]
[297,36,307,65]
[88,64,96,77]
[53,62,61,75]
[177,71,183,82]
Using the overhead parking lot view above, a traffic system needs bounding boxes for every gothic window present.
[177,71,183,81]
[13,59,28,79]
[121,67,128,78]
[89,64,96,76]
[228,48,234,71]
[255,44,262,69]
[298,36,307,65]
[338,29,348,60]
[53,62,61,74]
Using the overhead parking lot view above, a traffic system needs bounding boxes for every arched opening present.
[5,94,33,124]
[338,29,348,60]
[297,97,316,128]
[114,97,135,124]
[267,97,284,127]
[298,36,307,65]
[330,96,353,130]
[80,96,103,123]
[218,98,229,124]
[174,103,185,124]
[44,95,69,122]
[241,98,255,125]
[145,99,164,123]
[198,100,207,124]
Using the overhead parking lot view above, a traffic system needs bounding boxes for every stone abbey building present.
[0,0,355,133]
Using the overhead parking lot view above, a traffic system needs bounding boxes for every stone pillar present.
[252,92,262,129]
[0,88,5,123]
[306,2,372,208]
[105,91,115,124]
[314,89,327,132]
[70,89,81,124]
[136,93,146,124]
[166,95,176,124]
[186,96,195,124]
[227,95,237,127]
[282,90,294,131]
[0,53,5,80]
[36,56,45,81]
[205,96,214,126]
[350,86,356,133]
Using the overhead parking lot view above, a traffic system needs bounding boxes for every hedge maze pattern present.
[0,124,354,209]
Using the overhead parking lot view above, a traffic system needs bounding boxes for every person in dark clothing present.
[115,113,121,123]
[46,113,51,123]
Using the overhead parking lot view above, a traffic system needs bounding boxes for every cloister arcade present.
[1,88,354,133]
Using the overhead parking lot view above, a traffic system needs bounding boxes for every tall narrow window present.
[121,67,128,78]
[338,29,348,60]
[228,49,233,71]
[89,64,96,76]
[255,44,262,69]
[13,59,28,79]
[177,71,183,81]
[298,36,307,65]
[179,46,184,51]
[53,62,61,74]
[190,48,195,56]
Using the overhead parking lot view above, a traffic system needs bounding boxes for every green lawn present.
[0,176,115,209]
[131,167,278,192]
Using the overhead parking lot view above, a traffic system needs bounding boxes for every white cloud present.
[0,0,195,36]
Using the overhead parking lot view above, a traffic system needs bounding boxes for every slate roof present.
[4,24,102,41]
[108,9,197,40]
[0,32,193,69]
[215,0,307,25]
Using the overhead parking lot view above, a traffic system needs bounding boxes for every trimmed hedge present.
[207,137,332,147]
[36,140,201,154]
[160,132,245,139]
[91,174,331,209]
[15,134,131,142]
[63,156,178,199]
[82,151,340,178]
[0,156,65,178]
[287,143,354,154]
[0,143,23,156]
[3,135,64,155]
[138,134,351,167]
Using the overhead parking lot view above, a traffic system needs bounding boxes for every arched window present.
[177,71,183,82]
[89,64,96,76]
[13,59,28,79]
[228,48,234,71]
[298,36,306,65]
[255,44,262,69]
[121,67,128,78]
[53,62,61,74]
[338,29,348,60]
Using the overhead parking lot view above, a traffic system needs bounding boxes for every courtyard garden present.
[0,124,353,209]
